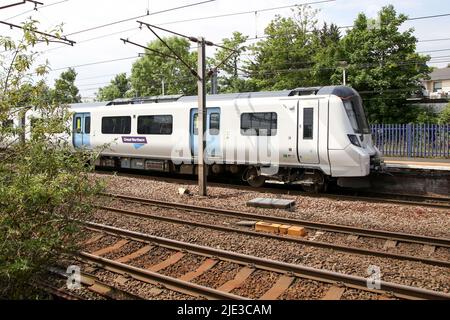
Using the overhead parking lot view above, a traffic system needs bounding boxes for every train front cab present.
[326,87,381,180]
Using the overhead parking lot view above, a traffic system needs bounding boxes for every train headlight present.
[348,134,361,147]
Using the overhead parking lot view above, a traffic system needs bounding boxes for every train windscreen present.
[342,96,370,134]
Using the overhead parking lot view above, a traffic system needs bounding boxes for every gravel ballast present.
[97,174,450,238]
[87,209,450,295]
[65,173,450,300]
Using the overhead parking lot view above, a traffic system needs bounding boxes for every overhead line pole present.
[197,37,207,196]
[123,21,239,196]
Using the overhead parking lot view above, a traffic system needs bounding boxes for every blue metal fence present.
[371,124,450,158]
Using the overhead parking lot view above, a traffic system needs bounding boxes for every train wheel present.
[248,175,266,188]
[244,167,266,188]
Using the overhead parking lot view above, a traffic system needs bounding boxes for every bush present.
[0,21,103,299]
[438,103,450,124]
[0,139,102,299]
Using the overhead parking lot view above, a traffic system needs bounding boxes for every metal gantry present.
[122,21,238,196]
[0,0,43,11]
[0,20,76,46]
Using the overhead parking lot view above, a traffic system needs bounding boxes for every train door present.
[190,108,221,159]
[298,100,319,164]
[73,113,91,148]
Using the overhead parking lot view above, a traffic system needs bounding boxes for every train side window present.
[241,112,277,136]
[138,115,173,135]
[101,116,131,134]
[303,108,314,140]
[209,113,220,135]
[85,117,91,134]
[75,117,82,134]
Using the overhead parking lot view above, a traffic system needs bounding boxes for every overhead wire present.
[64,0,216,37]
[4,0,68,21]
[5,0,449,97]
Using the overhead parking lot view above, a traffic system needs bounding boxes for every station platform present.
[384,157,450,171]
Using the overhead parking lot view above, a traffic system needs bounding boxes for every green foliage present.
[50,68,81,104]
[0,20,102,299]
[247,5,321,90]
[405,105,438,124]
[96,73,131,101]
[130,37,197,96]
[211,32,255,93]
[210,4,432,124]
[332,5,431,123]
[310,22,342,86]
[438,103,450,124]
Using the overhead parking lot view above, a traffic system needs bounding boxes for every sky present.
[1,0,450,99]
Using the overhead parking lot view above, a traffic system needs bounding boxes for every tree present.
[211,32,255,93]
[438,103,450,124]
[51,67,81,104]
[409,105,438,123]
[0,21,101,299]
[310,22,342,86]
[333,5,431,123]
[129,37,197,97]
[247,5,321,91]
[97,73,130,101]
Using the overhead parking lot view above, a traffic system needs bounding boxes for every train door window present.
[75,117,82,133]
[241,112,277,136]
[101,116,131,134]
[303,108,314,140]
[85,117,91,134]
[209,113,220,135]
[193,113,199,135]
[138,115,173,135]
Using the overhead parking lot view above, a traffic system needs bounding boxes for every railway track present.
[326,191,450,210]
[48,267,145,300]
[95,170,450,210]
[98,192,450,268]
[34,280,85,300]
[80,221,450,300]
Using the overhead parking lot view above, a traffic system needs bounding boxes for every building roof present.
[429,67,450,81]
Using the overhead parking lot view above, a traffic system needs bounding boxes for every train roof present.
[71,86,357,108]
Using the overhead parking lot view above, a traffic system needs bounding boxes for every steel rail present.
[49,267,144,300]
[95,170,450,209]
[78,252,247,300]
[103,193,450,248]
[33,281,83,300]
[96,204,450,268]
[325,192,450,210]
[83,221,450,300]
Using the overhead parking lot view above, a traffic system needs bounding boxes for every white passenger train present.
[25,86,383,191]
